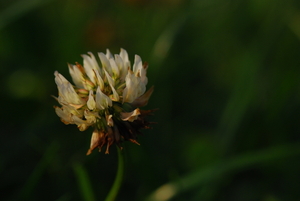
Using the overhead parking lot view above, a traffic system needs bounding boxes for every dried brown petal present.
[130,86,154,108]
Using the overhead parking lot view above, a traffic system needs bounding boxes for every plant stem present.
[104,147,124,201]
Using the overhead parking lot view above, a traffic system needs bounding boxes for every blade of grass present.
[217,50,261,154]
[18,141,59,200]
[145,143,300,201]
[73,163,96,201]
[151,14,187,66]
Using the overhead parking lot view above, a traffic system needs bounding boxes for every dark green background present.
[1,0,300,200]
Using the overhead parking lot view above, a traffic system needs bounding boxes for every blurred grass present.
[217,49,261,154]
[17,142,59,200]
[1,0,300,200]
[73,163,96,201]
[146,142,300,201]
[0,0,52,30]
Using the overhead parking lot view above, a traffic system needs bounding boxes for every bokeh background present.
[1,0,300,200]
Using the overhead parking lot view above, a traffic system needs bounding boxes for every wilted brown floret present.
[86,108,156,155]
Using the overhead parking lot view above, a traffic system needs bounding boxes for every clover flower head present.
[54,48,155,154]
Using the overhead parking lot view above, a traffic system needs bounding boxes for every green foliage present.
[73,163,96,201]
[1,0,300,200]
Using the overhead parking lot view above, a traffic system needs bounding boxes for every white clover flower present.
[54,48,155,154]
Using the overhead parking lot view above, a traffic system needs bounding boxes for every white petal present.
[98,52,112,76]
[96,86,112,110]
[133,55,142,74]
[109,57,119,78]
[122,72,136,103]
[140,63,148,85]
[106,49,113,59]
[130,86,154,108]
[54,71,69,86]
[55,106,73,124]
[103,69,115,87]
[72,115,90,131]
[68,64,84,88]
[120,48,131,69]
[104,70,119,101]
[62,104,83,117]
[54,71,84,106]
[87,90,96,110]
[81,52,101,83]
[122,71,146,103]
[84,109,99,124]
[121,108,140,122]
[87,129,100,155]
[114,54,127,81]
[106,114,114,127]
[93,69,104,91]
[110,88,119,101]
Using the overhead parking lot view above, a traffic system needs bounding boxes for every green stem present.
[104,147,124,201]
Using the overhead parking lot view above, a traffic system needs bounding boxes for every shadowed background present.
[1,0,300,200]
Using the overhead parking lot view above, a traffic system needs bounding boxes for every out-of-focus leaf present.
[145,143,300,201]
[0,0,52,30]
[73,163,96,201]
[17,142,59,200]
